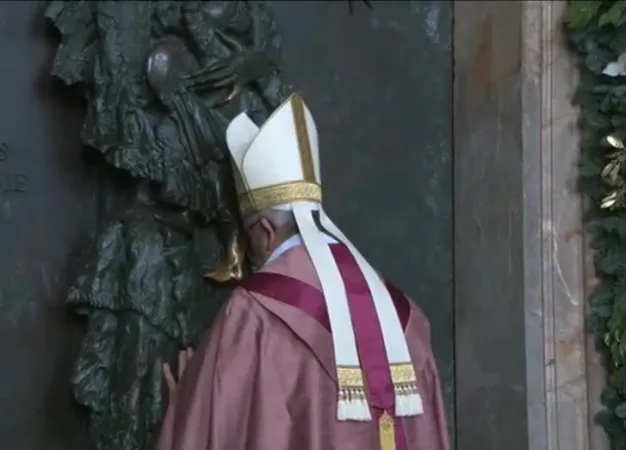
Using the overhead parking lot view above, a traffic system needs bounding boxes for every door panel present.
[0,1,454,448]
[0,2,90,449]
[274,0,455,440]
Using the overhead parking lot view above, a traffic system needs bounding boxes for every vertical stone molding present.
[524,2,606,449]
[455,1,608,449]
[525,2,608,449]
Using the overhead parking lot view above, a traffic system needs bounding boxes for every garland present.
[567,1,626,447]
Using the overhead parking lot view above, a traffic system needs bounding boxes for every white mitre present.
[225,94,423,421]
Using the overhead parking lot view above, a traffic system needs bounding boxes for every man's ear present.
[258,218,276,251]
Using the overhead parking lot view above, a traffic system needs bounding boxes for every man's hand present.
[163,348,194,404]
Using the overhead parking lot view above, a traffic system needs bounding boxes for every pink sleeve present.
[156,288,261,450]
[407,301,450,450]
[421,354,451,450]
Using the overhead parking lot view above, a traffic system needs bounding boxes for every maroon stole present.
[241,243,411,450]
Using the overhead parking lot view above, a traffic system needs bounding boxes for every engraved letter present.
[13,173,27,193]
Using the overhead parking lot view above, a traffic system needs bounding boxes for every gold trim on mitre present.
[230,93,322,216]
[290,94,317,183]
[238,181,322,216]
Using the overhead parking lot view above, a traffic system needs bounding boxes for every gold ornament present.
[204,231,245,283]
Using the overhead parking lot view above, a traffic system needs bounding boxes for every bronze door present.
[0,1,454,449]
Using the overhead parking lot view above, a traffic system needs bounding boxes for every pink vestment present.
[156,244,450,450]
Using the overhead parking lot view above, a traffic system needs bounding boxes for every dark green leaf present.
[615,402,626,418]
[566,1,603,30]
[599,1,626,27]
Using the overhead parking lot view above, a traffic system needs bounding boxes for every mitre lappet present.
[225,94,423,422]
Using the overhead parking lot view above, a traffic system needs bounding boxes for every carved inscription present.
[0,143,28,193]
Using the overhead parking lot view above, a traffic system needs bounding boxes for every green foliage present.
[600,2,626,28]
[567,1,626,447]
[566,1,602,29]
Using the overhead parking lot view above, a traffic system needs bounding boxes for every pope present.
[156,94,450,450]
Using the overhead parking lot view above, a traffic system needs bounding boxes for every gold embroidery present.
[337,366,365,387]
[291,94,316,183]
[389,363,417,384]
[379,412,396,450]
[238,181,322,215]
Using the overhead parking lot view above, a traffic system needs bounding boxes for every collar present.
[263,233,338,268]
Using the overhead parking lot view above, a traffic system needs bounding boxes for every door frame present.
[452,1,606,449]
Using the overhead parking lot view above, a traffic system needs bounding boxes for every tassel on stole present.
[390,363,424,417]
[337,387,372,421]
[393,384,424,417]
[337,366,372,421]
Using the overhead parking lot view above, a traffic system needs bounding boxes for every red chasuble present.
[156,244,449,450]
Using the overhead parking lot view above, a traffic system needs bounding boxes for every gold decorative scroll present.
[337,366,365,387]
[238,181,322,215]
[389,363,417,384]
